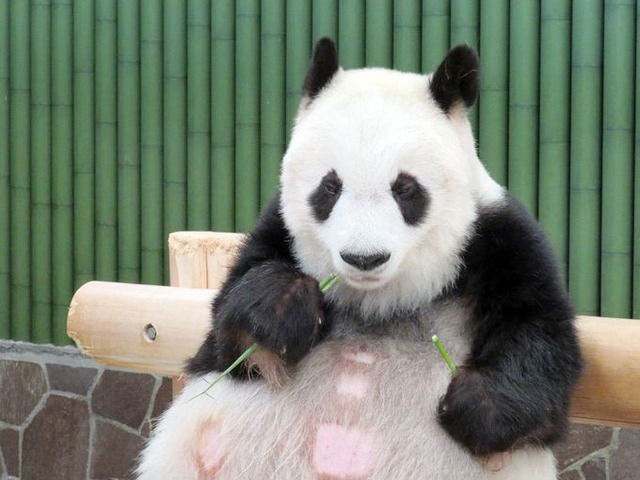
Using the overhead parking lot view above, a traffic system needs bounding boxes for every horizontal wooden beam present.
[67,281,214,377]
[67,280,640,429]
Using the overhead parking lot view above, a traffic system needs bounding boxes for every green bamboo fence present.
[95,0,118,284]
[211,0,235,232]
[601,0,635,319]
[478,0,508,186]
[538,0,571,278]
[74,0,95,290]
[0,0,9,339]
[635,4,640,319]
[569,0,604,317]
[394,0,421,72]
[261,0,286,206]
[30,0,51,343]
[187,0,211,230]
[140,0,164,284]
[10,0,31,342]
[2,1,640,344]
[365,0,392,68]
[51,0,73,344]
[235,0,260,231]
[508,0,540,216]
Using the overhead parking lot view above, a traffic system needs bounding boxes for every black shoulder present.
[455,194,573,324]
[229,192,296,277]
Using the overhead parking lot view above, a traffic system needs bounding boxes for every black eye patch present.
[391,172,429,225]
[309,169,343,222]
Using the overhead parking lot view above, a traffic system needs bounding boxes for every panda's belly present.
[138,336,556,480]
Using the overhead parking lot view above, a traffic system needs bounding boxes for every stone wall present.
[0,340,638,480]
[0,341,171,480]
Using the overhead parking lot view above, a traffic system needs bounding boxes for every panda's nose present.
[340,251,391,271]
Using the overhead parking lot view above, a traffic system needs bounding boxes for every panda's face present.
[281,68,488,312]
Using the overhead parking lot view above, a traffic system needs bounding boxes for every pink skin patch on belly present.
[342,351,376,366]
[313,423,377,479]
[198,426,225,476]
[335,371,369,399]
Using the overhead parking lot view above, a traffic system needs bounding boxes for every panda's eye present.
[323,181,340,196]
[393,182,413,197]
[392,178,415,198]
[309,169,343,222]
[391,172,429,226]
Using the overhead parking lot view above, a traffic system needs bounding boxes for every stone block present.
[22,395,90,480]
[554,423,612,470]
[0,360,47,426]
[91,419,144,480]
[92,370,156,430]
[46,363,97,396]
[610,429,640,480]
[0,427,19,477]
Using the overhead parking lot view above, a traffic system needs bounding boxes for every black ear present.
[429,45,479,113]
[303,37,339,98]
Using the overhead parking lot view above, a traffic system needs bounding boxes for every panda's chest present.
[198,332,475,479]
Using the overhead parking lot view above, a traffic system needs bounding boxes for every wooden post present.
[167,231,244,395]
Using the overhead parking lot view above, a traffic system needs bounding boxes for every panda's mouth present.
[341,273,387,290]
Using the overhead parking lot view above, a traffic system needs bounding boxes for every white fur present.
[138,313,555,479]
[137,67,557,479]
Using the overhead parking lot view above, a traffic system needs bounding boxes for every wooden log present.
[570,316,640,428]
[168,231,243,289]
[67,281,214,377]
[67,281,640,429]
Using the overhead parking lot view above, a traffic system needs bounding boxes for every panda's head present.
[281,39,503,315]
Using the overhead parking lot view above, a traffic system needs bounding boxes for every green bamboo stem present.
[600,0,634,318]
[235,0,260,232]
[478,0,508,186]
[0,0,10,339]
[187,0,211,230]
[211,0,235,232]
[568,0,603,316]
[260,0,286,207]
[508,0,540,216]
[338,0,365,69]
[95,0,118,283]
[634,5,640,318]
[365,0,392,68]
[51,0,73,344]
[422,0,450,73]
[312,0,338,43]
[164,0,187,255]
[450,0,479,135]
[140,0,164,285]
[10,0,30,341]
[432,335,456,374]
[538,0,571,279]
[31,0,52,343]
[285,0,311,145]
[393,0,421,72]
[450,0,478,47]
[117,0,140,284]
[74,0,95,291]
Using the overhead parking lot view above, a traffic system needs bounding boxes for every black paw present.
[437,368,540,456]
[215,261,326,366]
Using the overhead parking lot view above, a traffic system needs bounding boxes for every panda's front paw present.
[437,368,530,456]
[216,261,326,368]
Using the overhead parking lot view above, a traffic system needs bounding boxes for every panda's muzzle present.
[340,251,391,271]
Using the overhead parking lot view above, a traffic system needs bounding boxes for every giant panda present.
[137,38,583,480]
